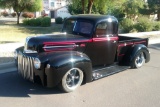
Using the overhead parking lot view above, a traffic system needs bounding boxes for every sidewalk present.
[0,43,23,64]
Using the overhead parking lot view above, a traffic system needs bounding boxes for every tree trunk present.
[158,13,160,21]
[16,12,21,24]
[82,0,85,14]
[88,0,94,14]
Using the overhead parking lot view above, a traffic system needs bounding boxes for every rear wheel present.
[60,68,84,93]
[131,51,145,68]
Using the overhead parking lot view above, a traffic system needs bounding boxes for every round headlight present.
[34,58,41,69]
[14,50,18,59]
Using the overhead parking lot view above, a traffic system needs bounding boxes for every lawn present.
[0,21,62,43]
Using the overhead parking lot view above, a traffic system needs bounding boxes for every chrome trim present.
[18,54,34,82]
[23,49,38,53]
[43,45,79,49]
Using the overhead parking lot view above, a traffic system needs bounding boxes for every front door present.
[84,21,118,66]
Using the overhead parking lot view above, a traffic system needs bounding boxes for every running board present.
[92,65,130,80]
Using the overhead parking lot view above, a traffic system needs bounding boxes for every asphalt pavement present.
[0,47,160,107]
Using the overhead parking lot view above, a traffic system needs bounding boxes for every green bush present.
[120,18,134,33]
[134,17,153,32]
[22,17,51,27]
[152,21,160,31]
[28,19,37,26]
[129,28,138,33]
[22,18,30,25]
[63,17,68,21]
[41,17,51,27]
[55,17,63,24]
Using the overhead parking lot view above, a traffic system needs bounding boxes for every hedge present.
[121,17,160,33]
[23,17,51,27]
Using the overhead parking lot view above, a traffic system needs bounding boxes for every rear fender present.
[130,44,150,63]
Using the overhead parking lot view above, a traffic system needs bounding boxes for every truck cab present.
[15,14,150,92]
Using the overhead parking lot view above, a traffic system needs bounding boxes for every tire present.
[60,68,84,93]
[131,51,145,68]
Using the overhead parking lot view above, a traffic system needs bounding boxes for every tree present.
[148,0,160,20]
[67,0,112,14]
[122,0,145,19]
[0,0,42,24]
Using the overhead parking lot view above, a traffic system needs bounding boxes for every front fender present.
[130,44,150,63]
[39,51,92,87]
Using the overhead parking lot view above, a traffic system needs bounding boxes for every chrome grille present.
[18,53,34,82]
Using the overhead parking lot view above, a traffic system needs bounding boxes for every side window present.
[63,20,76,33]
[95,22,107,37]
[79,22,93,34]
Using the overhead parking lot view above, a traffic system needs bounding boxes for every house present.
[43,0,71,18]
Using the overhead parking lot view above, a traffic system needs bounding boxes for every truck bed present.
[118,36,149,47]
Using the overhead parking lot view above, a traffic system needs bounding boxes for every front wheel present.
[131,51,145,68]
[60,68,84,93]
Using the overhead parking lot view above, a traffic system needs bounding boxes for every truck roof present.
[68,14,118,23]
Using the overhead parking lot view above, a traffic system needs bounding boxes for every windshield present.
[62,19,93,37]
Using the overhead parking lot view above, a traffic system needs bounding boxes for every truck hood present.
[24,33,92,53]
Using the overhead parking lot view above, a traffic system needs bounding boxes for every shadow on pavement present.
[0,71,62,97]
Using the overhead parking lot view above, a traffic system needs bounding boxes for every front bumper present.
[16,47,46,86]
[16,47,62,87]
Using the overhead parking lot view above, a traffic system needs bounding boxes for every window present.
[95,22,107,37]
[51,2,54,7]
[74,21,93,35]
[95,21,118,37]
[63,19,93,37]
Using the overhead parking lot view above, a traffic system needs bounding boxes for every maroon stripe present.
[134,41,146,44]
[118,54,125,56]
[92,36,118,42]
[43,39,93,45]
[118,42,134,47]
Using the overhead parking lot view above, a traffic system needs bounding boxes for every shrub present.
[22,17,51,27]
[152,21,160,31]
[134,17,153,32]
[55,17,63,24]
[129,28,138,33]
[120,18,134,33]
[11,12,16,17]
[22,12,34,18]
[28,19,37,26]
[23,18,30,25]
[1,11,9,17]
[63,17,68,21]
[41,17,51,27]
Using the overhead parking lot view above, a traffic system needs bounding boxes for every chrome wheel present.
[61,68,83,92]
[134,52,145,68]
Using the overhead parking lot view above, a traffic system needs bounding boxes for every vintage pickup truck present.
[15,14,150,92]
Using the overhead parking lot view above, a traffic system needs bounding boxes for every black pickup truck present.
[15,14,150,92]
